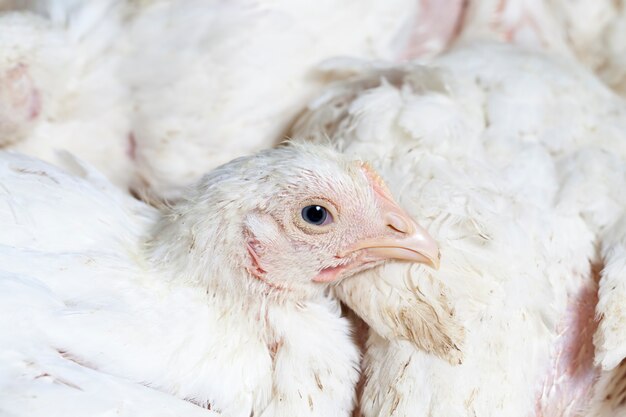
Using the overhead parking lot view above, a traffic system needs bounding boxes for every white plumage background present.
[1,1,626,416]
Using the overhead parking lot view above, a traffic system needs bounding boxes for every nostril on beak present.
[385,212,412,235]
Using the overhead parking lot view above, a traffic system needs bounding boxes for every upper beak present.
[342,187,440,270]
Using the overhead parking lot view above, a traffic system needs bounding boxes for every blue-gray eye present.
[301,205,329,226]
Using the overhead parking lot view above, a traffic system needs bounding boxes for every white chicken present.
[0,0,469,199]
[293,42,626,416]
[456,0,626,97]
[0,0,134,187]
[0,142,439,417]
[122,0,461,199]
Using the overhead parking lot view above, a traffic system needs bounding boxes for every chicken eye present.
[301,205,332,226]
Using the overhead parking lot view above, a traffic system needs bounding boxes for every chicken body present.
[122,0,443,198]
[293,42,626,416]
[0,142,438,417]
[0,0,459,199]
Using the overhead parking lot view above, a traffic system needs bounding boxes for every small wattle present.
[313,263,350,283]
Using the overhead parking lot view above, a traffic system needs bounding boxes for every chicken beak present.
[342,191,440,269]
[368,231,440,269]
[345,213,440,269]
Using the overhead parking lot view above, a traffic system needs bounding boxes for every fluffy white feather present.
[122,0,431,198]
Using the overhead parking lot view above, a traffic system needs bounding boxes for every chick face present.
[236,143,439,292]
[152,142,438,297]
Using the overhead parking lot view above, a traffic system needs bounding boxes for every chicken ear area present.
[335,265,464,365]
[242,211,278,281]
[246,238,267,280]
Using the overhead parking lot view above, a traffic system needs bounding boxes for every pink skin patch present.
[492,0,547,45]
[0,63,41,145]
[1,63,41,121]
[399,0,466,60]
[359,161,394,202]
[314,257,378,283]
[246,240,267,278]
[126,132,137,161]
[314,261,353,283]
[0,64,41,146]
[535,267,600,416]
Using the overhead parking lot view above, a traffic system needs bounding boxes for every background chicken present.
[123,0,423,199]
[455,0,626,98]
[0,0,468,199]
[0,0,133,187]
[292,41,626,416]
[0,142,438,416]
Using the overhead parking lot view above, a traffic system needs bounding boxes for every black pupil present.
[302,205,327,225]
